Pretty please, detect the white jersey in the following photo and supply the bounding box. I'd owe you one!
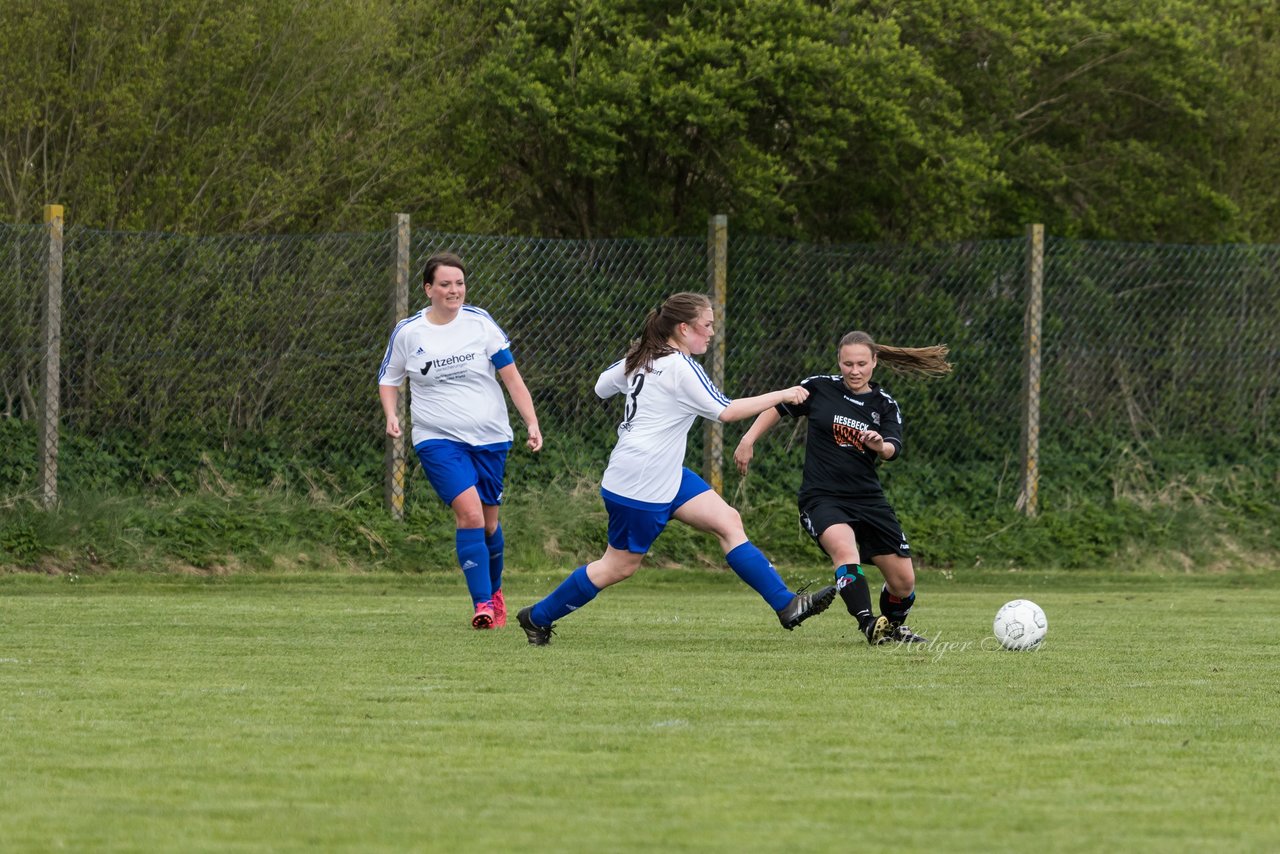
[378,306,514,447]
[595,351,731,504]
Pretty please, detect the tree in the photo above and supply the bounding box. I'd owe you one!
[0,0,485,232]
[1213,0,1280,242]
[460,0,999,240]
[457,0,1257,242]
[880,0,1243,241]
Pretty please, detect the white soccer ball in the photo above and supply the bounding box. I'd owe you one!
[992,599,1048,651]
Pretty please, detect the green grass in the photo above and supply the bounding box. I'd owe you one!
[2,568,1279,852]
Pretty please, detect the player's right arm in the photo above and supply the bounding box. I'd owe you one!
[379,384,402,438]
[733,407,782,475]
[377,320,411,439]
[733,377,816,474]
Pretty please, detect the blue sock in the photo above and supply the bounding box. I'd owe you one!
[455,528,491,606]
[725,542,793,611]
[486,525,505,593]
[531,565,599,625]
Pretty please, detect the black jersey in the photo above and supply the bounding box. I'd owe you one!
[776,376,903,505]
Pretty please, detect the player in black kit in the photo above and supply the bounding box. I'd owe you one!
[734,331,951,645]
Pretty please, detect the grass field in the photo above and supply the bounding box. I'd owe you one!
[2,567,1278,852]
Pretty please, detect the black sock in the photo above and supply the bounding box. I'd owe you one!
[880,585,916,625]
[836,564,874,628]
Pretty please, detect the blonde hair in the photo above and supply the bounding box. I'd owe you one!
[624,292,712,374]
[839,330,952,377]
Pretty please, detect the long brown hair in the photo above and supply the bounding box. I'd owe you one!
[839,331,952,377]
[624,292,712,374]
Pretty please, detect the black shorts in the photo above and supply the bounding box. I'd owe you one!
[799,497,911,559]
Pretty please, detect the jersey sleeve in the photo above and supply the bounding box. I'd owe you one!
[594,359,628,399]
[675,355,731,420]
[776,377,817,418]
[377,319,410,386]
[879,395,904,457]
[477,310,513,364]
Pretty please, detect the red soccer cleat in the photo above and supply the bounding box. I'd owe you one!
[491,589,507,628]
[472,601,495,630]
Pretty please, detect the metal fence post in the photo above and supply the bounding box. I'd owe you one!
[385,214,411,520]
[37,204,64,509]
[704,214,728,493]
[1016,223,1044,517]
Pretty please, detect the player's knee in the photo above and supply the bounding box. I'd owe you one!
[601,557,642,585]
[887,567,916,596]
[593,550,643,585]
[716,505,745,540]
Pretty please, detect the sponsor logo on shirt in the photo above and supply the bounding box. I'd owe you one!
[832,413,870,448]
[422,351,478,380]
[434,352,477,369]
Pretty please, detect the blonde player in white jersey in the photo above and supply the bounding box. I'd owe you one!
[516,292,836,646]
[379,252,542,630]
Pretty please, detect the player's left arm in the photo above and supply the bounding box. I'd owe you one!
[861,399,903,461]
[496,361,543,452]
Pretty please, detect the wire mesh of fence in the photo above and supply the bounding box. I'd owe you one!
[1,225,46,423]
[406,231,709,448]
[1043,239,1280,448]
[5,225,394,499]
[726,236,1028,467]
[2,219,1277,513]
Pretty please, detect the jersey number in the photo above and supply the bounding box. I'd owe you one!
[623,373,646,424]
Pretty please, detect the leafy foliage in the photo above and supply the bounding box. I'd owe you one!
[0,0,484,232]
[3,0,1279,241]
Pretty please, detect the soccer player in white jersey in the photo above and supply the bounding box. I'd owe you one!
[516,292,836,646]
[378,252,542,630]
[734,331,951,646]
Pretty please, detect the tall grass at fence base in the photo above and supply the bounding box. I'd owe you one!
[2,440,1277,575]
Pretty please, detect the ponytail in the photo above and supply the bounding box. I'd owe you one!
[839,331,952,377]
[624,292,712,374]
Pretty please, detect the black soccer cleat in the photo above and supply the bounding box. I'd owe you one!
[517,606,555,646]
[776,584,837,630]
[877,621,928,645]
[861,614,890,645]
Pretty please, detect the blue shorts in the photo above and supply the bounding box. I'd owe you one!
[414,439,510,506]
[602,468,712,554]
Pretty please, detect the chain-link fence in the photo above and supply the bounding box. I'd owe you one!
[1,224,46,421]
[2,218,1277,515]
[1044,240,1279,446]
[407,231,709,443]
[3,224,394,500]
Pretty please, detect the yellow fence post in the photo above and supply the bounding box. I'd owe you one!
[704,214,728,494]
[38,204,65,510]
[1017,223,1044,516]
[385,214,411,520]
